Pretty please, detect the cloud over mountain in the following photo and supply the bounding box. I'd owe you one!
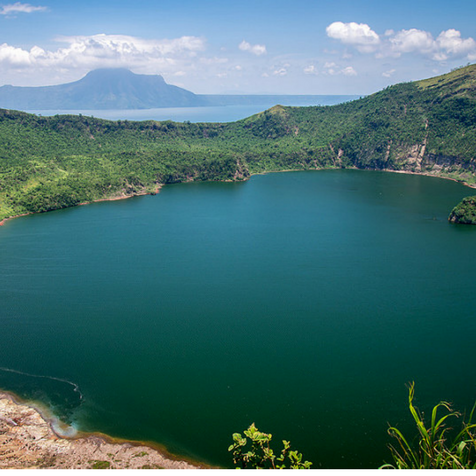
[0,34,206,78]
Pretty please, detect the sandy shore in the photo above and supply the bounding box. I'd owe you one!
[0,392,205,469]
[252,166,476,189]
[384,168,476,189]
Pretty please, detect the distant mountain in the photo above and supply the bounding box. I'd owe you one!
[0,69,208,110]
[0,68,358,111]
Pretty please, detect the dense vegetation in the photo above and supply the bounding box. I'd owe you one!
[448,195,476,224]
[1,64,476,222]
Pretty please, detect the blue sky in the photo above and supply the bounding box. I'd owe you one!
[1,0,475,94]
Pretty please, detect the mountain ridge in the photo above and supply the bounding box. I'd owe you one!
[0,64,476,222]
[0,69,207,109]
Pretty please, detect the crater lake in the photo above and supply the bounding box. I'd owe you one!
[1,169,476,468]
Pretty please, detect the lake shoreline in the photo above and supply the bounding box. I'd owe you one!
[1,168,475,228]
[382,168,476,189]
[0,185,162,227]
[0,390,208,469]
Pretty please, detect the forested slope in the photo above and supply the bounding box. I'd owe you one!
[1,64,476,222]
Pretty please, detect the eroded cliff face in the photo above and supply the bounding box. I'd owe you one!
[337,133,476,187]
[0,393,201,469]
[391,145,476,183]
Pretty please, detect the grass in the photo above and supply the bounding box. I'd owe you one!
[381,382,476,469]
[89,460,111,469]
[417,63,475,92]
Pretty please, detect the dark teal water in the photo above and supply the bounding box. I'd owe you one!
[1,170,476,468]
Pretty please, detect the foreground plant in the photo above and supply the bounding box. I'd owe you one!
[381,382,476,469]
[229,423,312,469]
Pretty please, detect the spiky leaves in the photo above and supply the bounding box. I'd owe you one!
[382,382,476,469]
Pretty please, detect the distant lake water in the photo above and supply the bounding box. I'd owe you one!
[1,169,476,468]
[25,95,360,123]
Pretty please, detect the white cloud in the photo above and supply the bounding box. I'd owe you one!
[389,28,476,60]
[0,2,46,15]
[436,29,476,56]
[0,43,32,64]
[342,66,357,76]
[60,34,206,58]
[389,28,435,55]
[273,67,287,76]
[0,34,206,70]
[326,22,380,53]
[382,68,396,78]
[304,65,318,75]
[327,22,476,63]
[238,40,267,56]
[322,61,356,76]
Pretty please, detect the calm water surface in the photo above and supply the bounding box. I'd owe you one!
[25,96,359,123]
[1,170,476,468]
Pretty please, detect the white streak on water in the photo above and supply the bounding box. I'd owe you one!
[0,367,83,437]
[0,366,83,401]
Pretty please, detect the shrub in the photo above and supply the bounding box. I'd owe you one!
[229,423,312,469]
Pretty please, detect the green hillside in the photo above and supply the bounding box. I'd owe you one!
[1,64,476,223]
